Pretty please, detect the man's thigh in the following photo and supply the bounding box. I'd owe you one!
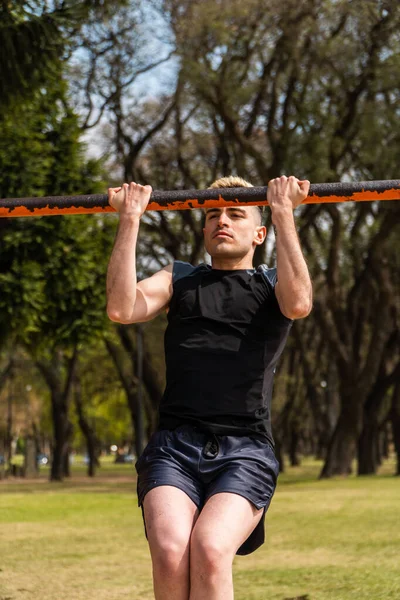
[143,485,200,558]
[197,433,279,555]
[135,428,204,512]
[190,492,264,557]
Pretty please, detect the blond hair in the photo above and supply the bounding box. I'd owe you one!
[207,176,263,222]
[208,176,253,189]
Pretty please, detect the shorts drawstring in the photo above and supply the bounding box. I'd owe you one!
[202,433,220,459]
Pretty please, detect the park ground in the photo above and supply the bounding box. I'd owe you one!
[0,455,399,600]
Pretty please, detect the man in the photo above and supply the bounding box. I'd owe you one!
[106,175,312,600]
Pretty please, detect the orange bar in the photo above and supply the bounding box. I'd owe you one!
[0,180,399,217]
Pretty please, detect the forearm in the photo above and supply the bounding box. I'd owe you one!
[106,215,140,321]
[273,209,312,318]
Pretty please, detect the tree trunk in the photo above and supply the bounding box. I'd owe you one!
[32,422,41,457]
[74,371,100,477]
[134,324,145,458]
[274,437,285,473]
[105,337,143,456]
[142,342,163,437]
[24,436,38,478]
[127,391,144,459]
[320,390,363,478]
[116,324,162,437]
[292,324,339,462]
[380,422,390,460]
[50,393,71,481]
[357,419,380,475]
[110,324,165,455]
[5,373,13,472]
[37,347,78,482]
[0,360,13,476]
[62,421,73,478]
[390,383,400,476]
[288,427,301,467]
[358,358,400,475]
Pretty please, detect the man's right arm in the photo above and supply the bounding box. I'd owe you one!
[106,182,173,324]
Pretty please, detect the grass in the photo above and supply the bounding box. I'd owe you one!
[0,455,399,600]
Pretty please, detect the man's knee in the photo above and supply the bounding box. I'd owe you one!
[190,531,234,574]
[151,533,191,576]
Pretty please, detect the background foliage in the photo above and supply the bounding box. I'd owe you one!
[0,0,399,481]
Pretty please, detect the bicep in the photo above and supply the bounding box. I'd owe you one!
[131,264,173,323]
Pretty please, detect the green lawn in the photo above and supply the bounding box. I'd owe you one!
[0,456,399,600]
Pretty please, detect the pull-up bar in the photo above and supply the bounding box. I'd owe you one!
[0,180,399,218]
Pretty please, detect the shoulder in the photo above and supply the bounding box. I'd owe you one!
[173,261,209,284]
[256,264,278,289]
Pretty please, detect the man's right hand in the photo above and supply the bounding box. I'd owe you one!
[108,182,152,218]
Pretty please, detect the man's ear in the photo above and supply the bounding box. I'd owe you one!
[254,225,267,246]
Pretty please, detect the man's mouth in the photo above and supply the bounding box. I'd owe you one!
[213,231,232,239]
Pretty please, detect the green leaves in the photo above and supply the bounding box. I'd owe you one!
[0,0,129,110]
[0,70,112,353]
[0,7,62,110]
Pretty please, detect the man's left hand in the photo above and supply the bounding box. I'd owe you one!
[267,176,310,213]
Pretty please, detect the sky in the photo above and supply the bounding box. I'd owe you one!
[78,2,179,160]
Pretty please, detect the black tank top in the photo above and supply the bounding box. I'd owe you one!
[157,261,293,447]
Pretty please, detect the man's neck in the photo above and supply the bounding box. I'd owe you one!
[211,256,254,270]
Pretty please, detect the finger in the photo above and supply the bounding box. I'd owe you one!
[128,182,151,194]
[136,183,151,193]
[279,176,288,192]
[108,187,118,202]
[269,178,277,195]
[267,179,275,201]
[298,180,311,195]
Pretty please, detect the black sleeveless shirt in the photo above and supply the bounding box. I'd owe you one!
[157,261,293,447]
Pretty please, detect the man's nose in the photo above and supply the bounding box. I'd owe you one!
[217,211,229,227]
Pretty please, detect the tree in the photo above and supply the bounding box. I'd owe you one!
[0,0,127,109]
[143,0,400,475]
[0,77,115,479]
[105,321,165,456]
[3,0,399,478]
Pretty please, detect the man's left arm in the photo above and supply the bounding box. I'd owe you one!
[268,175,313,320]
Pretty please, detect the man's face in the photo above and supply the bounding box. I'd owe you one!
[203,206,266,259]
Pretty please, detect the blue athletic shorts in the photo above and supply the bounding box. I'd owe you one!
[135,424,280,555]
